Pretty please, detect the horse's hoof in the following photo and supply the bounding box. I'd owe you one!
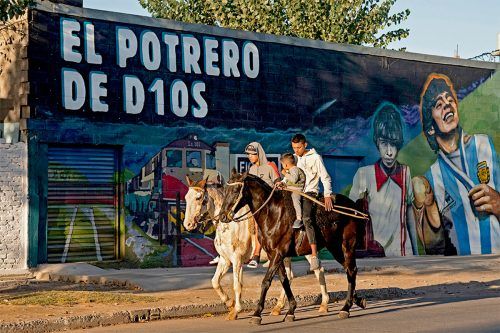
[284,314,295,322]
[226,310,238,321]
[318,304,328,313]
[338,311,350,319]
[271,307,282,316]
[249,316,262,325]
[358,298,367,309]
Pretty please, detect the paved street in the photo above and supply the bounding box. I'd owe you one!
[67,292,500,333]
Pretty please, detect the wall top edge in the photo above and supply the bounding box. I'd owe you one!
[33,1,499,71]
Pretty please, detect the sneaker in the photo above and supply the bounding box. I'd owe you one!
[262,260,270,268]
[309,256,321,271]
[292,219,303,229]
[247,256,260,269]
[209,256,220,265]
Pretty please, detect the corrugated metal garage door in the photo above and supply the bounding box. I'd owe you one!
[47,147,118,263]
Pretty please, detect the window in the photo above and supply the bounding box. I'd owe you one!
[206,152,216,170]
[166,150,182,167]
[186,150,202,168]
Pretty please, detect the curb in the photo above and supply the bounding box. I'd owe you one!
[34,271,142,290]
[0,287,411,333]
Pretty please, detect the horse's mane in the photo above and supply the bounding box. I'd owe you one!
[244,174,271,189]
[242,174,293,207]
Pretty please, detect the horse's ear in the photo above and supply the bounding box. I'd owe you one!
[231,167,238,177]
[199,175,209,188]
[185,175,193,186]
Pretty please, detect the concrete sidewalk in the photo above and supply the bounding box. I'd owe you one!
[1,255,499,333]
[33,255,500,292]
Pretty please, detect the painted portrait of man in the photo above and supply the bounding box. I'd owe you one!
[414,73,500,255]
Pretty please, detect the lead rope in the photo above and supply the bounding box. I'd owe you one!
[226,183,369,222]
[282,188,369,220]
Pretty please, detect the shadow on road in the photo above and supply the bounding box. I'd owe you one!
[244,279,500,330]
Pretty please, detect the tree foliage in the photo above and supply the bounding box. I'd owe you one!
[0,0,34,74]
[0,0,35,22]
[139,0,410,48]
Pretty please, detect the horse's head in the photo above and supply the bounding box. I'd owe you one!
[219,168,249,223]
[183,175,209,231]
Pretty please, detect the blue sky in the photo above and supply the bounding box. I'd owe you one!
[83,0,499,59]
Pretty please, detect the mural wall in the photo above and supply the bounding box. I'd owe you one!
[26,5,499,267]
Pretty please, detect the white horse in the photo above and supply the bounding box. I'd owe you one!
[183,175,329,320]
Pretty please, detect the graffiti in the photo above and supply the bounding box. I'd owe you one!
[46,147,118,263]
[349,103,417,257]
[125,134,227,266]
[415,73,500,255]
[61,207,103,263]
[26,8,500,267]
[59,18,260,117]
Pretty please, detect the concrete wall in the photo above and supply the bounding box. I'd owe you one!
[0,141,28,270]
[0,13,29,143]
[24,4,500,266]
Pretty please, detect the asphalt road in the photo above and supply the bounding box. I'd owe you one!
[67,293,500,333]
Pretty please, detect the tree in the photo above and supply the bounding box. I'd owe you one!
[138,0,410,48]
[0,0,35,22]
[0,0,34,74]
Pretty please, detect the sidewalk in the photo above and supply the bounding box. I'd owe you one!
[1,255,499,333]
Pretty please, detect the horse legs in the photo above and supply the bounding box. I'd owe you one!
[338,237,363,319]
[277,259,297,322]
[227,256,243,320]
[272,257,293,316]
[250,255,282,325]
[305,254,329,313]
[211,256,233,310]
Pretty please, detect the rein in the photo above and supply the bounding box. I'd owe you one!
[225,180,369,221]
[283,188,369,220]
[225,181,277,222]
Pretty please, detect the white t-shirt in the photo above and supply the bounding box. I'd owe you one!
[349,163,414,257]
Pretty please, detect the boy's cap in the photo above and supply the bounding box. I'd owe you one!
[244,144,258,155]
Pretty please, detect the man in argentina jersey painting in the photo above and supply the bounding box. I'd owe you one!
[414,73,500,255]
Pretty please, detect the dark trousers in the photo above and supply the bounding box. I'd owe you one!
[303,191,316,245]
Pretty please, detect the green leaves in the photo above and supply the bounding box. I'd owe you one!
[0,0,35,22]
[139,0,409,48]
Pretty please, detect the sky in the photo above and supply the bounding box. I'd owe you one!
[83,0,500,60]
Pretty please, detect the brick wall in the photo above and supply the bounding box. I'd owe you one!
[0,141,27,270]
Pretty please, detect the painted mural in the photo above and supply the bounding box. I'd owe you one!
[26,6,500,267]
[414,73,499,255]
[349,103,417,257]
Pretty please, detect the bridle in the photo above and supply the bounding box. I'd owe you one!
[188,184,221,226]
[225,181,246,220]
[223,179,277,223]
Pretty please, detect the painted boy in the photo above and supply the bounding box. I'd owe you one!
[349,103,417,256]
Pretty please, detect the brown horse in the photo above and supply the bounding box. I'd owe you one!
[219,170,367,324]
